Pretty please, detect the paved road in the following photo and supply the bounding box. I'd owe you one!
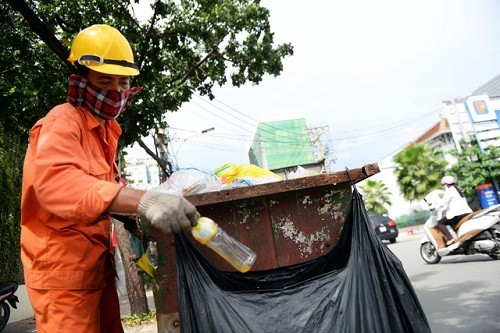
[388,228,500,333]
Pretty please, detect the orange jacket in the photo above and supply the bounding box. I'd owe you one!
[21,103,123,289]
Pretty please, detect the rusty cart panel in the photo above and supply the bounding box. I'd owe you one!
[153,163,379,332]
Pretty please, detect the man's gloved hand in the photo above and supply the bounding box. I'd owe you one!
[138,191,199,235]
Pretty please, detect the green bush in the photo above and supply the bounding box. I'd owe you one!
[396,210,431,228]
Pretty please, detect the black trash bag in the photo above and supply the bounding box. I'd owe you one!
[175,187,430,333]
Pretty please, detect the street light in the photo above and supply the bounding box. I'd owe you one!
[201,127,215,133]
[175,127,215,159]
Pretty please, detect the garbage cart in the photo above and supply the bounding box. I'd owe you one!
[153,163,380,332]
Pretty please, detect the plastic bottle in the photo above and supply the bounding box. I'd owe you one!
[191,217,257,273]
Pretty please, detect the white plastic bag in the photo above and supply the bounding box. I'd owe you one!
[153,170,223,196]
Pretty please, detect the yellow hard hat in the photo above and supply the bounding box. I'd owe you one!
[68,24,140,76]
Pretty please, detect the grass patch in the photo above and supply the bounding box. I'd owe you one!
[121,310,156,327]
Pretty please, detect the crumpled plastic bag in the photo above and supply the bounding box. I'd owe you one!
[213,162,282,187]
[175,187,430,333]
[287,165,316,179]
[152,170,223,196]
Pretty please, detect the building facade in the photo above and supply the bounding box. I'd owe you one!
[248,118,331,179]
[123,155,161,190]
[362,74,500,218]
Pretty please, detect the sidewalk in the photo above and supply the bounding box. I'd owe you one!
[120,290,157,333]
[4,317,157,333]
[124,322,157,333]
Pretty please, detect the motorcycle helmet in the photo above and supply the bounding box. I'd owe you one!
[67,24,140,76]
[441,175,456,186]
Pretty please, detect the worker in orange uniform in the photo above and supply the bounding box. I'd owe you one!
[20,24,199,333]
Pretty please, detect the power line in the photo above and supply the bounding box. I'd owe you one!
[168,94,443,169]
[188,94,442,144]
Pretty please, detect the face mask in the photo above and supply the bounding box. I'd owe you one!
[67,74,142,119]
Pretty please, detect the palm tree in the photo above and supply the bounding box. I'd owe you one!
[359,179,392,214]
[393,143,447,201]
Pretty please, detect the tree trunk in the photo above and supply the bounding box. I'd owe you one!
[114,219,149,314]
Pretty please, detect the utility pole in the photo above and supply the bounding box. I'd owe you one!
[453,98,468,151]
[308,125,335,172]
[258,142,269,169]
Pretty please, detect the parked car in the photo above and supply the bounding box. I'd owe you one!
[369,214,399,243]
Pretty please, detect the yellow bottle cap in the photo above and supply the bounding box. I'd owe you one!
[191,217,218,244]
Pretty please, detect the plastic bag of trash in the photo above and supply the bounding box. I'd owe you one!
[175,187,430,333]
[152,170,222,196]
[213,162,282,187]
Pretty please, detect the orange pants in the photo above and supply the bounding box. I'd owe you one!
[27,269,123,333]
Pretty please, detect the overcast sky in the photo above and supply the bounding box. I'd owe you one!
[130,0,500,174]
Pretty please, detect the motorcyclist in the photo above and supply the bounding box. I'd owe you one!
[435,176,472,246]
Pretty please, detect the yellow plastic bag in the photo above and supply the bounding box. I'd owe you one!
[213,163,282,186]
[138,253,156,278]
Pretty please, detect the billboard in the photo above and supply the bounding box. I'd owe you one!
[465,95,497,123]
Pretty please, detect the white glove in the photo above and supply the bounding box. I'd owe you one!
[138,191,199,235]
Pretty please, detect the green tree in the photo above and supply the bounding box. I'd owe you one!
[358,179,392,214]
[4,0,294,173]
[1,0,293,315]
[449,136,500,197]
[0,125,25,283]
[393,143,447,201]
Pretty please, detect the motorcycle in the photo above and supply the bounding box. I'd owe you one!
[0,281,19,332]
[419,189,500,264]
